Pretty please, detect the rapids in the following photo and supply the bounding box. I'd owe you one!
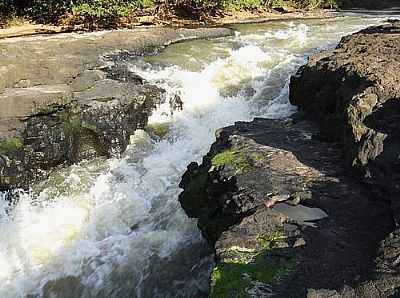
[0,12,398,298]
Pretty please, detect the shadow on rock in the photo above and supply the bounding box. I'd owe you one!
[179,117,397,297]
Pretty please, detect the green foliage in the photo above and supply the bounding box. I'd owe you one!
[0,0,154,23]
[271,0,285,7]
[219,0,266,10]
[25,1,72,22]
[0,0,12,13]
[296,0,340,9]
[72,0,134,18]
[0,0,350,25]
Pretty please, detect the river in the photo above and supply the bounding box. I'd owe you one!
[0,12,398,298]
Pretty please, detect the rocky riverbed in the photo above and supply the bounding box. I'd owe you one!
[179,21,400,297]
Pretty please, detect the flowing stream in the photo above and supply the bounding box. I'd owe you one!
[0,12,398,298]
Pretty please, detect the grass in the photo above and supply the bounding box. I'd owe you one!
[210,230,292,298]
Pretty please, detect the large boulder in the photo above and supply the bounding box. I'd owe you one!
[0,62,165,191]
[289,21,400,221]
[179,118,397,297]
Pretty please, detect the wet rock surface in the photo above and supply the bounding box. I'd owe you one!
[179,23,400,297]
[0,27,234,190]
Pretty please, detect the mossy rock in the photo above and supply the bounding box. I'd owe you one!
[212,150,251,175]
[210,230,292,298]
[0,137,23,154]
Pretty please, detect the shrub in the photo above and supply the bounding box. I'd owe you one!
[1,0,347,25]
[72,0,135,18]
[220,0,266,10]
[24,0,71,22]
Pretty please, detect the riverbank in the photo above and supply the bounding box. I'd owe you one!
[0,9,334,40]
[179,21,400,297]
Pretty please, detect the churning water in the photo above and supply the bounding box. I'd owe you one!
[0,13,396,298]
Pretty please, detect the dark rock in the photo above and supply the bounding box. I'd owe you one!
[289,21,400,222]
[179,117,396,296]
[0,61,165,191]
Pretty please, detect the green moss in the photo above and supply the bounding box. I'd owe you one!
[61,113,80,131]
[211,256,292,298]
[212,150,250,175]
[210,230,292,298]
[250,152,265,165]
[210,263,252,298]
[257,229,286,249]
[61,113,98,134]
[0,137,23,154]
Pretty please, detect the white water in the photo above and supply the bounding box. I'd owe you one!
[0,14,395,298]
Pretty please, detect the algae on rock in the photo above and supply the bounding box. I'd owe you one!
[210,230,292,298]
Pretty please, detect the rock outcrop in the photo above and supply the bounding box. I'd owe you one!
[180,118,398,297]
[289,21,400,222]
[0,27,234,190]
[179,22,400,297]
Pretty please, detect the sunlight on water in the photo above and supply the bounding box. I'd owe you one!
[0,14,396,297]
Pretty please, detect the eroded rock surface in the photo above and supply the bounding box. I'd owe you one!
[0,27,234,190]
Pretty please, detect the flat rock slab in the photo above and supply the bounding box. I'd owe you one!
[0,84,72,119]
[0,27,234,136]
[272,203,328,227]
